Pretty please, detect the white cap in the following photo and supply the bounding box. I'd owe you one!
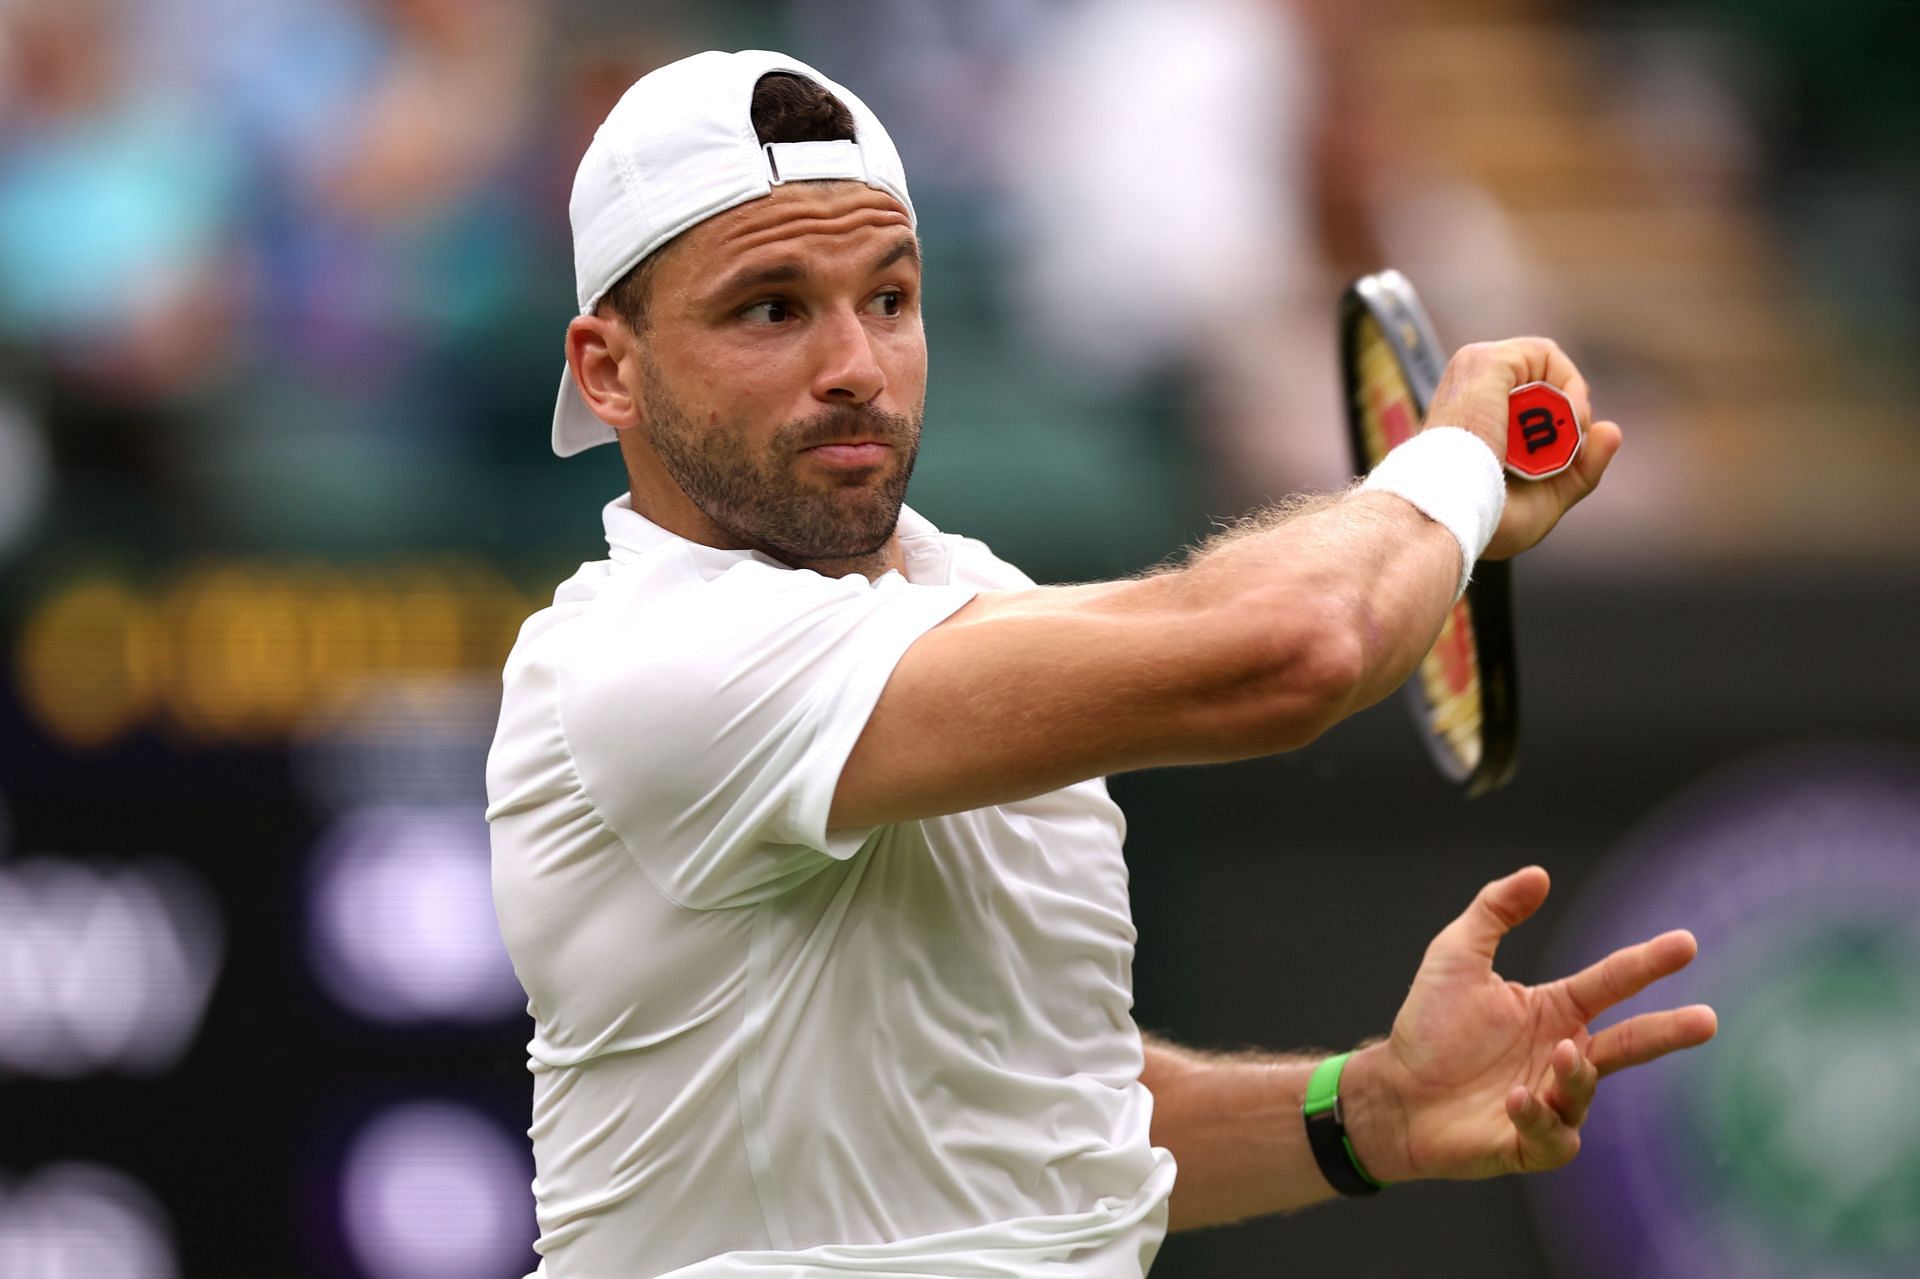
[552,49,917,458]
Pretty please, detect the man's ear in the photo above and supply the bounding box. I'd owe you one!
[565,315,644,430]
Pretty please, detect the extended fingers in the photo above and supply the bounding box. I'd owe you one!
[1589,1005,1719,1079]
[1439,866,1552,961]
[1509,1019,1708,1174]
[1506,1081,1581,1172]
[1543,1038,1599,1128]
[1562,929,1698,1021]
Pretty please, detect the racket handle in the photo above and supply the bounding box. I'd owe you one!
[1506,382,1583,480]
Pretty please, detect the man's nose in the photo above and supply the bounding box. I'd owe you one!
[809,308,886,405]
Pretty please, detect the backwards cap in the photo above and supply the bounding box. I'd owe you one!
[552,49,917,458]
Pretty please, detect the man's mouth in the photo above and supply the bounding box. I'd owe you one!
[801,441,891,468]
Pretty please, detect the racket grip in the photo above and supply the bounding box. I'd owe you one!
[1506,382,1583,480]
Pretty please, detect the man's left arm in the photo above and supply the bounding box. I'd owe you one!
[1140,1040,1338,1228]
[1140,866,1718,1231]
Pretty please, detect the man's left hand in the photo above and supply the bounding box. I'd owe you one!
[1343,866,1718,1182]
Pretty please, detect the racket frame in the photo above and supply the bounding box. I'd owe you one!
[1339,270,1519,796]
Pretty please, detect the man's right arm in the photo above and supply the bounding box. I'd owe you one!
[830,338,1620,829]
[831,486,1460,828]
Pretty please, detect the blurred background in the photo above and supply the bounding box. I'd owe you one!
[1,0,1915,1275]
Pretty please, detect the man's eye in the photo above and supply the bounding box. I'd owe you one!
[742,300,789,324]
[866,291,903,318]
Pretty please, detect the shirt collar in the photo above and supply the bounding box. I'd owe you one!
[601,494,952,584]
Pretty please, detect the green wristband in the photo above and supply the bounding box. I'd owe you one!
[1301,1051,1387,1196]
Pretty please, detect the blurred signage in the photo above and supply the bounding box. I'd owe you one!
[11,560,536,750]
[1530,745,1920,1279]
[307,806,524,1025]
[0,855,221,1079]
[0,1163,179,1279]
[335,1102,535,1279]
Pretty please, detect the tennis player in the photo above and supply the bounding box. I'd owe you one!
[486,50,1715,1278]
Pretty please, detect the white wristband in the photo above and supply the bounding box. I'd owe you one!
[1360,427,1506,598]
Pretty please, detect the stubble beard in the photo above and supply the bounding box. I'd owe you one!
[640,367,922,567]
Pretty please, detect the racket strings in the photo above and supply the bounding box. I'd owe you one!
[1351,315,1486,776]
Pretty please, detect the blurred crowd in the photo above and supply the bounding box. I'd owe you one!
[0,0,1364,579]
[0,0,1912,580]
[0,0,593,563]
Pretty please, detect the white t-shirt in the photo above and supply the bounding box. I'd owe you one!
[486,495,1174,1278]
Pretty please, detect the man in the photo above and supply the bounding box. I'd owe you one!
[486,50,1716,1278]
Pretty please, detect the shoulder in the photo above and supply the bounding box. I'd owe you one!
[506,542,968,740]
[511,539,854,644]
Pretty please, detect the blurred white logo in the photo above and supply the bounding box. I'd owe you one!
[0,1163,179,1279]
[307,805,524,1024]
[339,1101,534,1279]
[0,857,223,1078]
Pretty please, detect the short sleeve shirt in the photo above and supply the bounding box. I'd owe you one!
[486,496,1173,1278]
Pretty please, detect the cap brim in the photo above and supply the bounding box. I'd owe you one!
[551,362,619,458]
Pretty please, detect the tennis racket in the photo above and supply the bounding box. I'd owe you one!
[1340,270,1519,796]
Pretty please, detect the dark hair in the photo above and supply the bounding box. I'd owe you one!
[598,72,857,333]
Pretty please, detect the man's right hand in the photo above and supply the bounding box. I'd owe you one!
[1422,336,1623,560]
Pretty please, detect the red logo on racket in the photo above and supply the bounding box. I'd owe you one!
[1506,383,1582,480]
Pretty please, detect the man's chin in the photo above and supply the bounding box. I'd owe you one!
[786,524,897,563]
[776,506,902,564]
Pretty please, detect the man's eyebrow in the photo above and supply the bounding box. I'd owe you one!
[709,261,806,301]
[873,236,920,274]
[707,237,919,303]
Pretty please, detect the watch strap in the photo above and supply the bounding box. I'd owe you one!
[1301,1052,1386,1197]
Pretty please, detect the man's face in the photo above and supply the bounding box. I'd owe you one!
[622,181,926,566]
